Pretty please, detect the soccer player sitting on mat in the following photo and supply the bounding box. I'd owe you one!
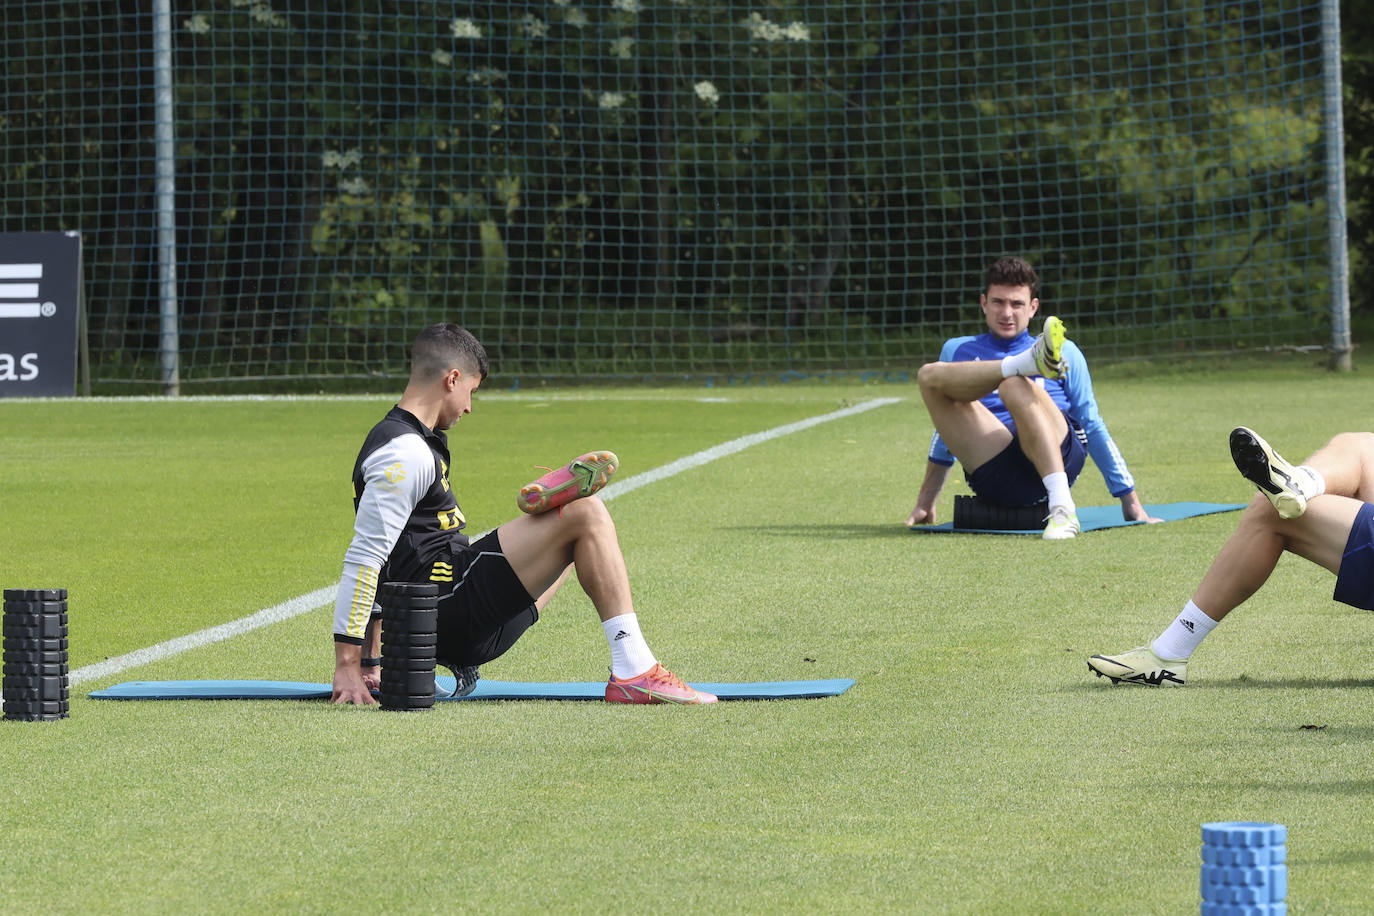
[904,256,1158,540]
[1089,426,1370,686]
[330,322,716,706]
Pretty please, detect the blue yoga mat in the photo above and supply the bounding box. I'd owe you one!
[88,676,856,702]
[907,501,1245,535]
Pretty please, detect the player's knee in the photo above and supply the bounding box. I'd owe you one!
[563,494,615,532]
[1242,492,1284,526]
[996,375,1036,405]
[916,361,944,390]
[1329,431,1374,455]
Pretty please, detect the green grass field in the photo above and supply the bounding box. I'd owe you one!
[3,362,1373,913]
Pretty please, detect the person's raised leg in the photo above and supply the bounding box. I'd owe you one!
[916,359,1015,470]
[496,499,716,704]
[1184,429,1374,622]
[1090,485,1366,687]
[1087,495,1284,687]
[997,377,1078,542]
[1293,431,1374,501]
[997,378,1070,480]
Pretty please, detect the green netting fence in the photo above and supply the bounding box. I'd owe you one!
[1,0,1352,392]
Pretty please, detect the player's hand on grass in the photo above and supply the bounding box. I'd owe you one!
[332,666,378,705]
[1121,492,1163,524]
[905,504,937,527]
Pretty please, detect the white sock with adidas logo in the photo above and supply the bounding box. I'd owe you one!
[1151,600,1218,660]
[602,612,657,679]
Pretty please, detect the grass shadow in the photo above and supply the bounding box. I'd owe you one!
[725,523,921,539]
[1203,677,1374,690]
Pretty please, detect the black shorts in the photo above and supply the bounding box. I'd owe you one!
[1334,502,1374,611]
[964,417,1088,507]
[431,530,539,668]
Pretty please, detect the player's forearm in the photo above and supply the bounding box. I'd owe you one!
[363,616,381,658]
[335,640,363,670]
[916,461,952,507]
[333,560,380,642]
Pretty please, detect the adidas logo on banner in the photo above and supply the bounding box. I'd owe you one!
[613,630,629,641]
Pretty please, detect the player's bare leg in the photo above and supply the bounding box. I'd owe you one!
[497,499,716,704]
[1189,492,1363,624]
[1088,429,1374,686]
[997,377,1070,480]
[1299,432,1374,501]
[916,360,1015,469]
[1191,431,1374,622]
[499,497,631,623]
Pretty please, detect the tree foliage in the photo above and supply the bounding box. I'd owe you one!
[0,0,1356,383]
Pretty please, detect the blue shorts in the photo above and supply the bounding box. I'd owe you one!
[1333,502,1374,611]
[965,417,1088,507]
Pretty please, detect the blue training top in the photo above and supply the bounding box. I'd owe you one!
[926,330,1137,497]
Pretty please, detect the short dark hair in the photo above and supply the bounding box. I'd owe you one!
[983,256,1039,299]
[411,323,489,381]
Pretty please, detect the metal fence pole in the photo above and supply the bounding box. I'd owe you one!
[154,0,181,395]
[1322,0,1352,371]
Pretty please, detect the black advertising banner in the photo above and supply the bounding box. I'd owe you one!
[0,232,82,398]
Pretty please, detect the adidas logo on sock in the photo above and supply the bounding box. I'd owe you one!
[613,630,629,641]
[1181,619,1195,632]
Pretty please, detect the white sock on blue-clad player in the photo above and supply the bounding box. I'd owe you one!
[1298,464,1327,500]
[1000,348,1038,379]
[602,612,658,678]
[1042,471,1074,512]
[1151,600,1219,660]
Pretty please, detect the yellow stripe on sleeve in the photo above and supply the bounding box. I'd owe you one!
[348,565,378,639]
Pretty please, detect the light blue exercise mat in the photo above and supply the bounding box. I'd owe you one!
[907,501,1246,535]
[89,676,856,702]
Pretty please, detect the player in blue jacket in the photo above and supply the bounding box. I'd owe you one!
[905,256,1157,539]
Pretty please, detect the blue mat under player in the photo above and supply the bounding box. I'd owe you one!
[89,677,856,702]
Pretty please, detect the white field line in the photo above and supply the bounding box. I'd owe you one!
[68,396,901,686]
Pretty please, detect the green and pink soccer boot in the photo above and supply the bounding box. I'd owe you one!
[517,450,619,515]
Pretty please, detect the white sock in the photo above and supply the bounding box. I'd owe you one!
[602,613,657,679]
[1042,472,1074,511]
[1001,348,1038,378]
[1151,600,1219,660]
[1298,465,1326,499]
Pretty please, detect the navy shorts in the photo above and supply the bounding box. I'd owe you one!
[965,417,1087,507]
[432,529,539,667]
[1333,502,1374,611]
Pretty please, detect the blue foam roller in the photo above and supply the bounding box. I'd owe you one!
[1231,865,1276,887]
[1269,865,1287,902]
[1201,866,1228,897]
[1201,904,1286,916]
[1202,822,1287,848]
[1218,846,1284,867]
[1202,866,1288,905]
[1201,874,1220,903]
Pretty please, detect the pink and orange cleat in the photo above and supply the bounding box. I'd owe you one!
[517,450,619,515]
[605,662,718,705]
